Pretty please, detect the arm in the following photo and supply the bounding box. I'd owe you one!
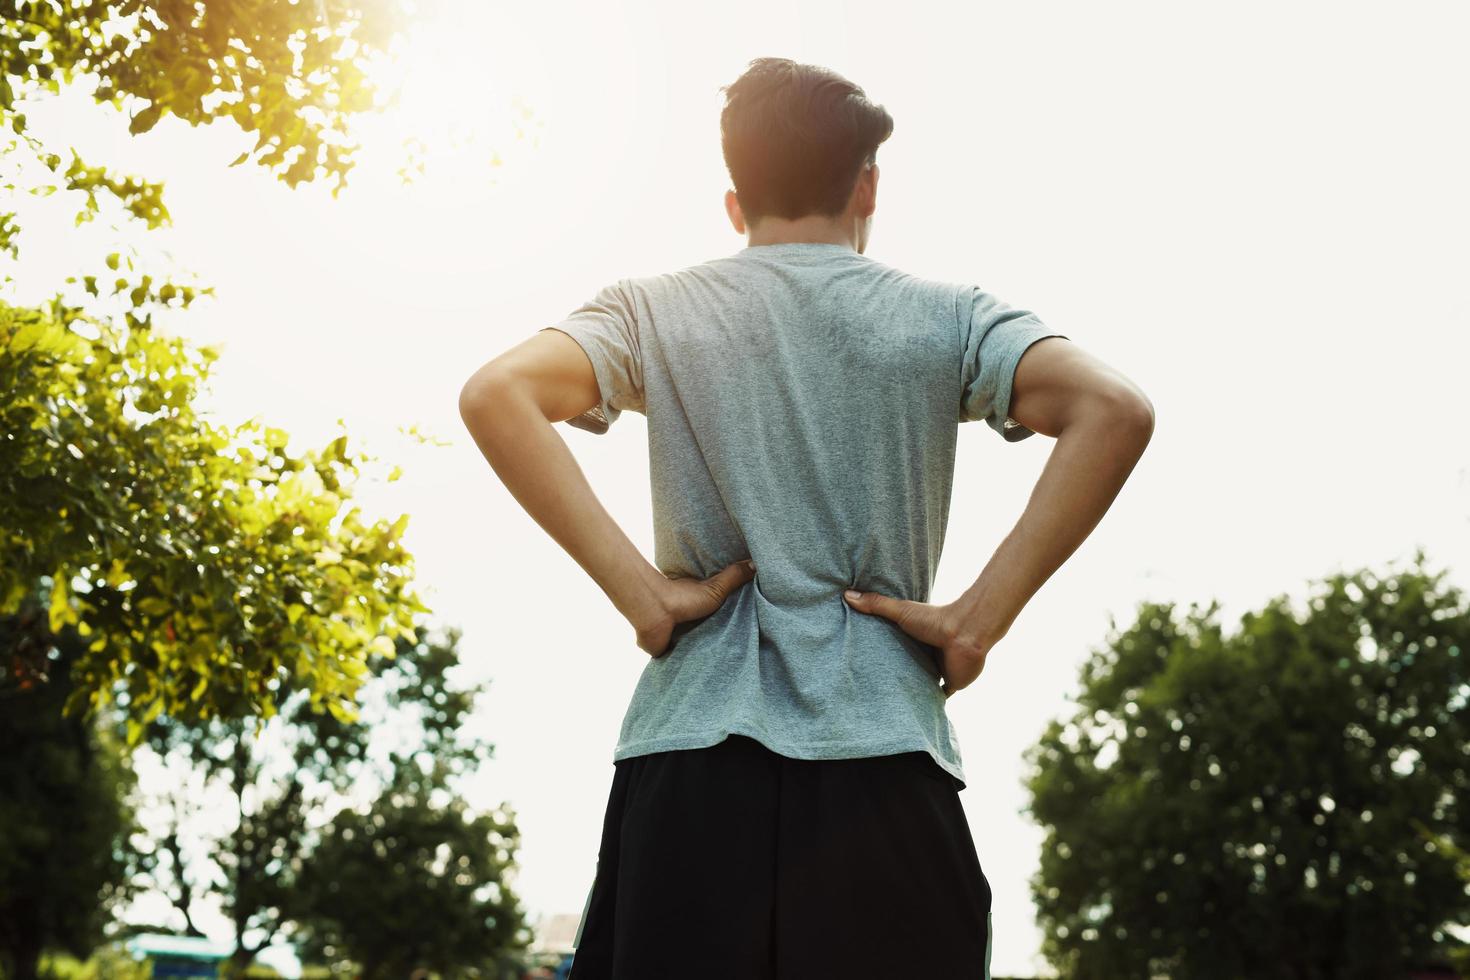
[457,329,754,657]
[844,336,1154,695]
[948,336,1155,648]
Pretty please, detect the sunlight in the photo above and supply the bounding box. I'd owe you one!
[354,1,551,191]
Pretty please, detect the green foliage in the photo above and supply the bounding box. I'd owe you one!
[0,294,428,734]
[0,0,410,231]
[0,617,139,980]
[1412,820,1470,978]
[131,627,522,974]
[1024,549,1470,979]
[35,942,152,980]
[292,765,531,979]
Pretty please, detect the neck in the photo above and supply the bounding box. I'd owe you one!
[745,215,860,251]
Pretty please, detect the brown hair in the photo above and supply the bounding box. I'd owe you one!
[719,57,894,224]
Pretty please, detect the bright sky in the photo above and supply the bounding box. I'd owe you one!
[11,0,1470,975]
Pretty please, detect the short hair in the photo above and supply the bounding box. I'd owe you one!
[719,57,894,224]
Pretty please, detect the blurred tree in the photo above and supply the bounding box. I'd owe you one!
[292,762,530,979]
[34,940,153,980]
[0,295,427,730]
[1024,548,1469,979]
[0,0,415,257]
[132,625,529,975]
[1413,820,1470,978]
[0,607,139,980]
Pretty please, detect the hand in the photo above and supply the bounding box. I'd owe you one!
[841,589,999,699]
[632,559,758,658]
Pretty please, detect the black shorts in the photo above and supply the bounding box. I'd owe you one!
[567,733,993,979]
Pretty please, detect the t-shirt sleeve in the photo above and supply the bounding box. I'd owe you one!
[539,279,646,435]
[959,285,1069,442]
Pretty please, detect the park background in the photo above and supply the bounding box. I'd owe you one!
[4,0,1469,977]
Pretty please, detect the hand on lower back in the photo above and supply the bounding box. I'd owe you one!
[633,559,758,658]
[841,589,995,698]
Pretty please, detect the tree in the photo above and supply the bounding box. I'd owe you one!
[0,295,427,731]
[1412,821,1470,978]
[132,626,529,975]
[0,0,414,258]
[1024,548,1470,979]
[0,0,444,734]
[0,606,139,980]
[292,763,531,979]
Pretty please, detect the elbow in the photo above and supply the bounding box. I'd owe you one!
[1115,391,1155,448]
[457,367,513,429]
[1073,385,1153,447]
[1124,391,1155,432]
[457,378,484,423]
[457,378,487,428]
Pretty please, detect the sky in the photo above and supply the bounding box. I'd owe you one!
[10,0,1470,975]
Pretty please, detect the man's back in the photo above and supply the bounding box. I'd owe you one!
[545,240,1069,788]
[462,57,1152,977]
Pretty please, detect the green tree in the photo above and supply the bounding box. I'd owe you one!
[0,0,414,258]
[1413,820,1470,978]
[0,295,427,731]
[1,0,436,730]
[131,626,528,975]
[1024,549,1469,979]
[0,605,139,980]
[292,763,532,979]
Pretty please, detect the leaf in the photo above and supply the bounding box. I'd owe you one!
[228,151,249,167]
[48,574,71,634]
[326,699,358,723]
[10,319,48,351]
[129,103,163,135]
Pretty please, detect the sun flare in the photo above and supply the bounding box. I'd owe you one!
[356,2,550,188]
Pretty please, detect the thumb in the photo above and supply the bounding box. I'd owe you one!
[705,559,757,600]
[843,587,909,624]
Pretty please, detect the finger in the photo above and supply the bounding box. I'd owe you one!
[842,588,913,626]
[702,559,758,604]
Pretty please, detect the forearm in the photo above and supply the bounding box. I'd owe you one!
[953,400,1154,647]
[458,378,666,626]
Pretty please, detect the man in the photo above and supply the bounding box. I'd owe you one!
[459,57,1153,980]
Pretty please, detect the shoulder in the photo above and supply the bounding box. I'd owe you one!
[612,257,726,299]
[862,256,968,297]
[852,258,976,331]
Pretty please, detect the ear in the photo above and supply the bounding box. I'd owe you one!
[725,189,747,234]
[859,163,879,218]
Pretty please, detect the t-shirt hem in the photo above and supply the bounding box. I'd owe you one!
[613,725,967,791]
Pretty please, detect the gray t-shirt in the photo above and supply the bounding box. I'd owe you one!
[542,241,1068,790]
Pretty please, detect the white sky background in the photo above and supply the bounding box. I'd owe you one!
[10,0,1470,975]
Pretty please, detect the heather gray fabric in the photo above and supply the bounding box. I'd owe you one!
[541,241,1069,789]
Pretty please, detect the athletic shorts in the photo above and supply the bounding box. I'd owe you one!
[566,733,993,979]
